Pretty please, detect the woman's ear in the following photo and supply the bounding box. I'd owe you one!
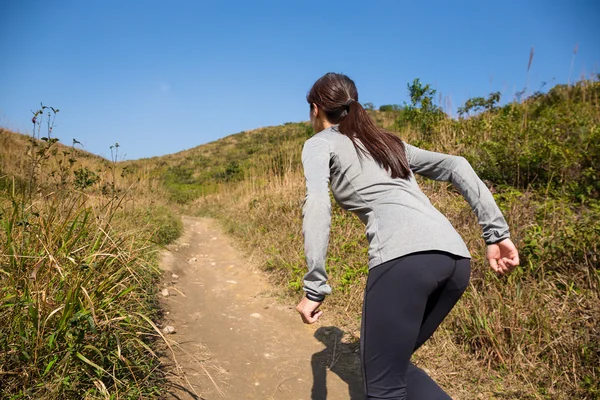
[311,103,319,119]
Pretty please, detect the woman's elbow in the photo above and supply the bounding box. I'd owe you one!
[453,156,475,173]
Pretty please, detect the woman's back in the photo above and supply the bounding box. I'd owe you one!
[302,126,471,270]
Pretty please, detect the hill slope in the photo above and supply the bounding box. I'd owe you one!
[145,79,599,399]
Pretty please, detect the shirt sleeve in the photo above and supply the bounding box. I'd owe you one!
[404,142,510,244]
[301,137,333,301]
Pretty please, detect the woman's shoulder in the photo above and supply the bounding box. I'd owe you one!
[310,126,354,147]
[303,128,348,162]
[312,126,339,140]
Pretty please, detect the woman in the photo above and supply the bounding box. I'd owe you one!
[295,73,519,399]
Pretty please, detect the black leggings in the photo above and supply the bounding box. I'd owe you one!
[360,251,471,400]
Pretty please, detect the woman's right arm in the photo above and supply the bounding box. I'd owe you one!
[404,142,519,273]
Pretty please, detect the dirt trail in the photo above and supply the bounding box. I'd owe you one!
[160,216,362,400]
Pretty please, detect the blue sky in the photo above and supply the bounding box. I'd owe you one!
[1,1,598,160]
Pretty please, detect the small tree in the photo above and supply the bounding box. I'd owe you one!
[379,104,402,112]
[363,102,375,111]
[396,79,445,140]
[458,92,501,118]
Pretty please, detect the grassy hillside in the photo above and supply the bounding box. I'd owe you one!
[2,77,597,398]
[119,109,400,205]
[0,125,182,398]
[148,78,598,399]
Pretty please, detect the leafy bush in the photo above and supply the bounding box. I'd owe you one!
[458,80,600,200]
[396,78,447,141]
[73,166,100,190]
[378,104,401,112]
[144,206,183,246]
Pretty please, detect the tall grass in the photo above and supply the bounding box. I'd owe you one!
[0,123,182,398]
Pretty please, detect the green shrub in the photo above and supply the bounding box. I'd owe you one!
[145,206,183,246]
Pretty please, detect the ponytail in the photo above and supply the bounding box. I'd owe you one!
[339,100,411,180]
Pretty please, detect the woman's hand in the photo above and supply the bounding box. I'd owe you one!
[486,238,520,275]
[296,296,323,324]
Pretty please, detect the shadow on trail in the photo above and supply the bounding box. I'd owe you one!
[311,326,363,400]
[160,356,205,400]
[163,380,204,400]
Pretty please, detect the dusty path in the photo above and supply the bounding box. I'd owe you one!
[160,216,362,400]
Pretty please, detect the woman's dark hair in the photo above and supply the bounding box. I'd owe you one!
[307,72,410,180]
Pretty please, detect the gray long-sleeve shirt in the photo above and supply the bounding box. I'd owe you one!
[301,126,510,299]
